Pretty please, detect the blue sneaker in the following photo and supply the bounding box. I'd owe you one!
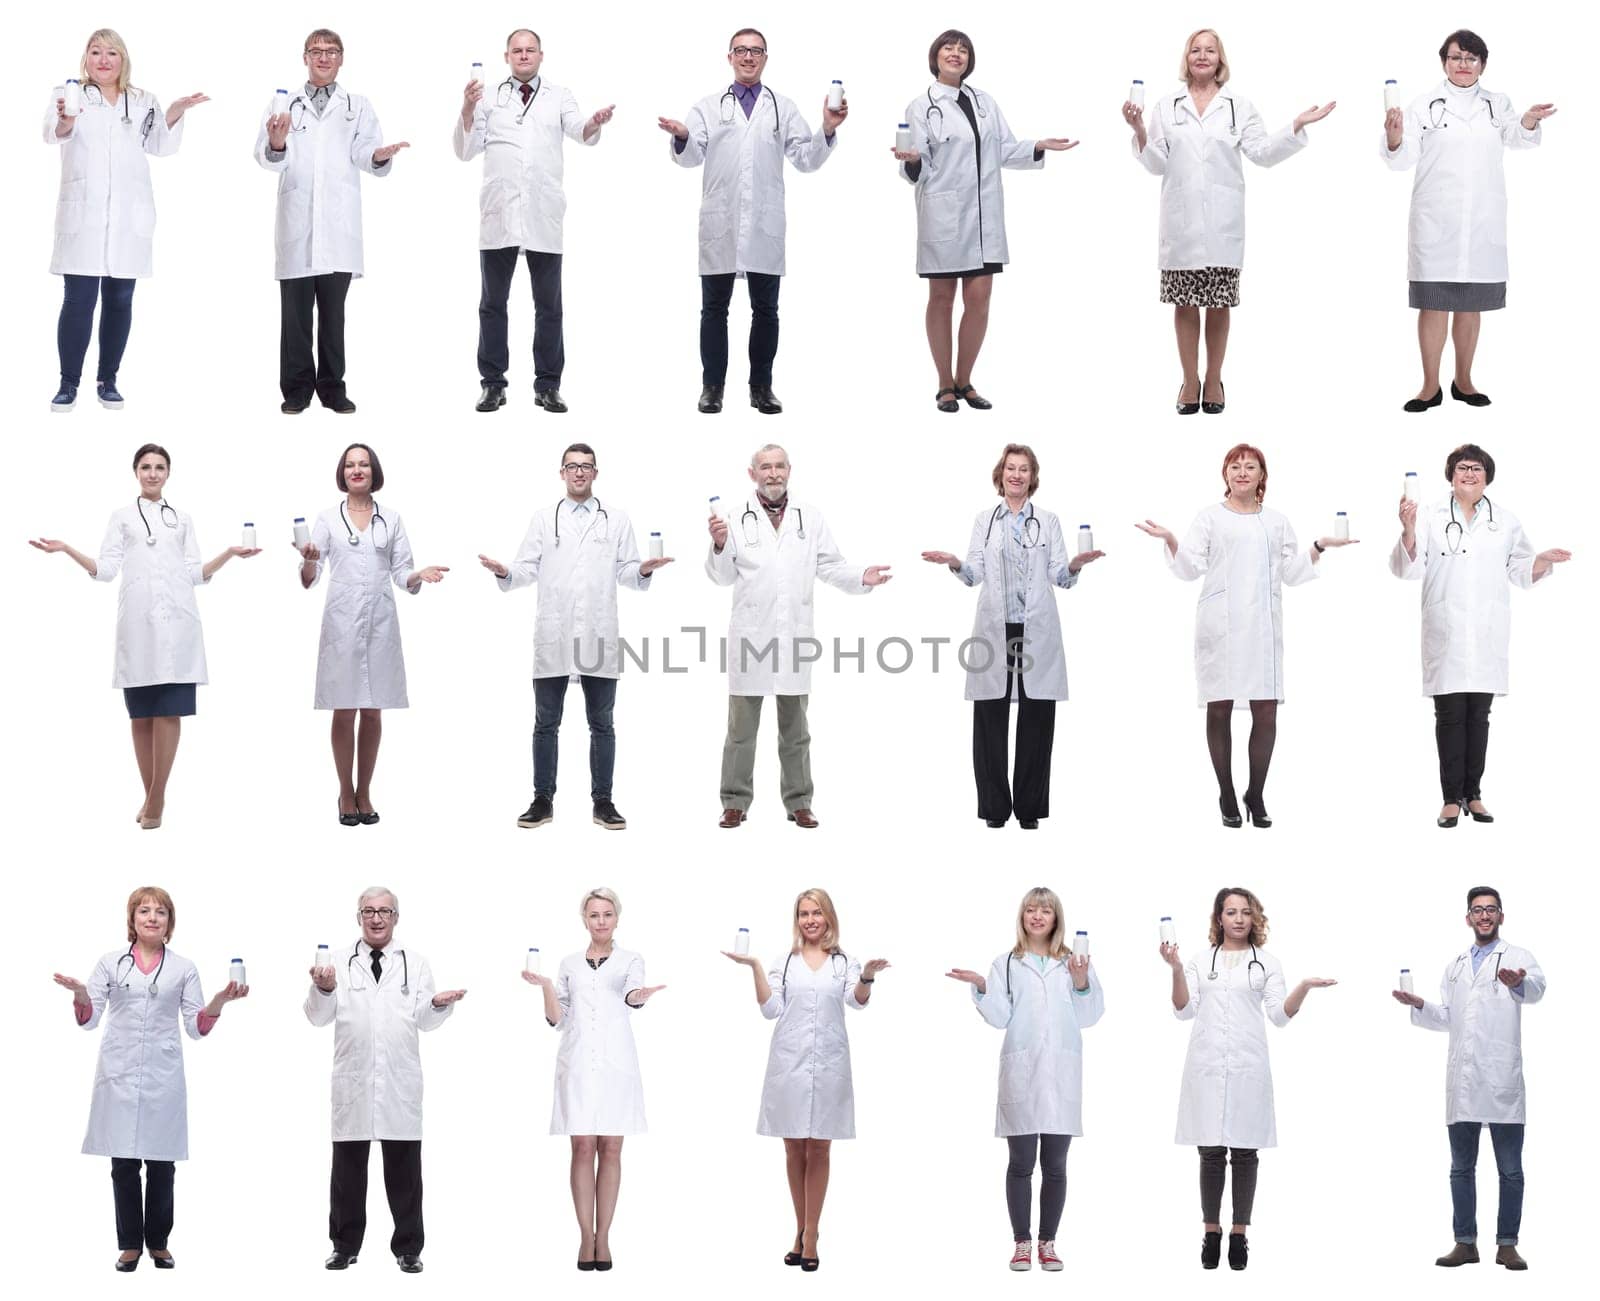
[51,385,78,413]
[96,381,125,410]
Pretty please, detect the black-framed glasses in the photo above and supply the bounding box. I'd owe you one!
[561,462,597,474]
[1452,463,1486,475]
[1467,905,1501,917]
[306,46,343,58]
[359,907,396,920]
[1445,54,1482,67]
[730,45,766,57]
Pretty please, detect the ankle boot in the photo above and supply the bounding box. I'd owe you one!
[1495,1245,1527,1270]
[1435,1242,1480,1267]
[1228,1232,1249,1270]
[1200,1231,1222,1269]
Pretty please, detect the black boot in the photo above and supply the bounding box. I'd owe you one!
[1201,1231,1222,1270]
[1228,1233,1249,1271]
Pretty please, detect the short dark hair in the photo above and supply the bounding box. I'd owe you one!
[505,28,541,50]
[928,29,975,80]
[335,443,385,492]
[729,27,767,51]
[1467,886,1503,910]
[1445,443,1495,484]
[1439,29,1488,66]
[132,443,170,470]
[561,443,597,465]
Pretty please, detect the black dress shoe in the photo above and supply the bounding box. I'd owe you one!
[1018,818,1040,830]
[534,388,568,413]
[150,1253,175,1269]
[476,385,506,412]
[115,1255,140,1272]
[955,383,992,410]
[750,384,783,414]
[935,387,960,412]
[1465,801,1495,823]
[985,818,1006,828]
[517,795,554,828]
[1450,380,1492,407]
[325,1251,358,1270]
[576,1259,597,1272]
[698,384,724,413]
[339,804,361,827]
[1403,389,1443,413]
[592,800,627,830]
[396,1254,423,1273]
[1201,380,1225,414]
[323,394,358,414]
[358,809,380,825]
[1219,795,1243,829]
[593,1259,613,1272]
[281,399,308,414]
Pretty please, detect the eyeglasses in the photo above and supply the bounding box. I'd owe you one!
[1445,54,1482,67]
[1452,464,1486,475]
[359,907,396,920]
[1467,905,1501,917]
[561,462,596,474]
[306,46,343,58]
[730,46,766,57]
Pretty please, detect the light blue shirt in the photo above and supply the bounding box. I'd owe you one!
[1469,941,1495,974]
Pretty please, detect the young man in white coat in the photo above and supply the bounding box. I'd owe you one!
[255,30,409,414]
[307,888,466,1274]
[454,28,614,415]
[478,444,672,830]
[658,28,847,415]
[707,444,890,827]
[1393,886,1545,1271]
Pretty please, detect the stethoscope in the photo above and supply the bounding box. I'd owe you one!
[780,949,847,999]
[1002,951,1070,999]
[554,497,609,546]
[1176,93,1236,136]
[984,502,1041,549]
[924,85,987,139]
[137,496,179,545]
[1443,494,1496,556]
[495,74,542,123]
[349,940,409,995]
[719,83,779,135]
[1427,91,1497,131]
[1449,948,1505,988]
[1208,943,1266,991]
[113,943,166,997]
[82,83,157,140]
[288,89,359,132]
[340,499,389,550]
[741,500,805,547]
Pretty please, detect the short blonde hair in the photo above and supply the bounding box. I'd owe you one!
[1011,886,1071,958]
[1179,28,1231,86]
[790,888,841,953]
[80,29,133,98]
[126,886,175,943]
[581,887,622,921]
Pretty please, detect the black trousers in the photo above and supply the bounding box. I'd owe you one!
[700,271,780,386]
[111,1157,174,1251]
[972,622,1056,823]
[478,247,564,392]
[280,272,352,404]
[1433,692,1493,801]
[1005,1134,1071,1241]
[1198,1146,1259,1226]
[329,1139,424,1257]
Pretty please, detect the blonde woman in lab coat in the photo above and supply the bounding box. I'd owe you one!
[524,887,664,1270]
[54,886,248,1271]
[1383,30,1555,411]
[1122,29,1333,414]
[45,29,207,412]
[29,443,260,829]
[298,443,449,826]
[947,886,1104,1272]
[724,889,889,1272]
[1160,887,1335,1271]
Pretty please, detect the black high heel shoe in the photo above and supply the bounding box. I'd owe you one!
[1437,801,1461,828]
[1176,382,1201,415]
[1201,380,1225,414]
[338,803,361,827]
[1465,800,1495,823]
[1242,793,1272,828]
[114,1255,140,1273]
[1219,795,1242,829]
[1403,389,1443,413]
[150,1253,175,1270]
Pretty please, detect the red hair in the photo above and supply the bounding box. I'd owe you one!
[1220,443,1268,502]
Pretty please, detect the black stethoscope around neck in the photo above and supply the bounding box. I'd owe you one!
[341,498,388,550]
[287,88,358,131]
[741,499,804,546]
[82,83,155,138]
[1178,92,1236,135]
[349,941,409,995]
[925,84,985,138]
[555,497,608,546]
[113,942,166,997]
[1443,494,1496,555]
[1209,943,1266,990]
[1428,90,1497,130]
[1450,947,1505,986]
[719,83,779,135]
[985,501,1041,549]
[495,74,541,122]
[137,496,178,545]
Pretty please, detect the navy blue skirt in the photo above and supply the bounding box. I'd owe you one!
[123,683,197,719]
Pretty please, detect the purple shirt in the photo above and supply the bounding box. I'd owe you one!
[733,80,763,118]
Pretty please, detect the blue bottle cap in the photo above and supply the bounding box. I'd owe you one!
[528,946,539,951]
[276,88,289,94]
[831,79,842,84]
[1385,79,1397,85]
[650,530,661,536]
[1132,79,1144,85]
[231,957,243,963]
[1405,471,1417,477]
[1160,915,1172,921]
[68,78,80,84]
[738,927,749,933]
[1079,523,1091,529]
[295,515,307,522]
[244,521,255,527]
[1336,511,1347,516]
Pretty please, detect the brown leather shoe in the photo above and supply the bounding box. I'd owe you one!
[787,808,819,828]
[719,808,747,829]
[1495,1246,1527,1270]
[1435,1243,1480,1267]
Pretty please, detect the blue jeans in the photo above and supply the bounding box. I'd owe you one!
[533,675,616,801]
[1448,1121,1524,1245]
[58,274,136,387]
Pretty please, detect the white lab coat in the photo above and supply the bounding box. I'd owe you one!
[972,952,1104,1137]
[499,499,650,679]
[46,86,183,278]
[92,500,210,689]
[79,947,208,1161]
[1165,503,1317,707]
[899,83,1042,275]
[670,85,834,276]
[549,949,647,1137]
[1411,940,1545,1124]
[1389,497,1537,696]
[304,940,453,1141]
[305,503,417,709]
[758,951,866,1139]
[1173,947,1290,1149]
[707,497,870,696]
[1134,88,1307,271]
[1383,81,1541,284]
[956,503,1078,702]
[254,86,390,279]
[452,77,596,253]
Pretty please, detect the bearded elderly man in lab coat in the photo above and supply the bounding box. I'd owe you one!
[659,27,847,416]
[707,444,891,829]
[307,888,466,1275]
[1393,886,1545,1272]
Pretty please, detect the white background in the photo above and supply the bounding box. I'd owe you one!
[2,0,1594,1295]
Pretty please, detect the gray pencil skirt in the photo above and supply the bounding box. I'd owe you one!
[1409,281,1507,312]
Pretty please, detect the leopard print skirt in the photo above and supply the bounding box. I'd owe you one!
[1160,267,1241,308]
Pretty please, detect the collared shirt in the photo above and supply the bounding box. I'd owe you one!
[733,80,763,118]
[1003,505,1032,623]
[306,80,336,115]
[513,73,541,106]
[1469,941,1496,974]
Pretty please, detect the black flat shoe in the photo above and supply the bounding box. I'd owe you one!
[750,384,783,415]
[1201,380,1225,414]
[1018,818,1039,829]
[475,385,506,412]
[323,395,358,414]
[1403,389,1443,413]
[593,1259,613,1272]
[150,1253,174,1269]
[115,1256,140,1273]
[935,386,960,413]
[534,388,568,413]
[576,1259,597,1272]
[698,384,724,413]
[358,809,380,825]
[281,399,308,414]
[396,1254,423,1273]
[985,818,1006,828]
[325,1251,358,1270]
[1242,793,1271,828]
[1219,796,1242,829]
[338,805,361,827]
[1451,380,1492,407]
[955,383,992,410]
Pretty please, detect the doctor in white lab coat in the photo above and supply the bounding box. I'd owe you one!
[1393,887,1545,1269]
[255,28,409,414]
[30,443,260,830]
[307,888,465,1273]
[45,30,207,411]
[706,445,890,827]
[480,443,672,832]
[299,443,449,827]
[1390,444,1569,827]
[523,888,665,1268]
[659,28,846,414]
[893,30,1077,413]
[1162,888,1334,1267]
[923,445,1104,828]
[55,886,247,1269]
[1138,445,1352,827]
[1122,29,1332,414]
[455,29,613,414]
[1382,29,1554,412]
[948,886,1103,1267]
[725,888,887,1269]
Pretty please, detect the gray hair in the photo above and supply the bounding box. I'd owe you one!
[358,885,399,913]
[749,443,789,470]
[580,886,621,920]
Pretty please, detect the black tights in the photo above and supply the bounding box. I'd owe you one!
[1205,701,1277,816]
[1198,1146,1258,1226]
[1006,1134,1071,1241]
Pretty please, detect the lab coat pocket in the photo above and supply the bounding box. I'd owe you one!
[276,188,312,245]
[538,184,567,225]
[331,1072,363,1125]
[1196,588,1228,653]
[756,204,786,242]
[920,189,961,243]
[698,205,732,245]
[480,176,520,244]
[998,1046,1037,1102]
[131,199,157,239]
[55,177,88,233]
